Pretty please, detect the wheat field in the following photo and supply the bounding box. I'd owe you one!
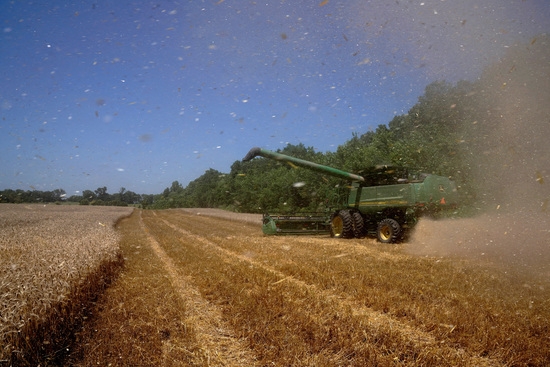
[0,204,133,366]
[2,206,549,366]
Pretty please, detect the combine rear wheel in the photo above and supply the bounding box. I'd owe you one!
[351,211,365,238]
[330,210,354,238]
[377,218,402,243]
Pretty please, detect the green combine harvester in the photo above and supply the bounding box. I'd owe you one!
[243,147,459,243]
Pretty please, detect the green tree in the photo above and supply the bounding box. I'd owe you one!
[82,190,96,201]
[94,187,109,201]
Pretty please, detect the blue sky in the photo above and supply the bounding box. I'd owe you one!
[1,1,549,195]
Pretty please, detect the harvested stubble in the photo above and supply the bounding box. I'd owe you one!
[146,209,550,366]
[60,209,550,366]
[0,204,133,366]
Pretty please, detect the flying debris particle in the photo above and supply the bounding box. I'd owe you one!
[536,171,544,184]
[319,0,328,6]
[139,134,152,142]
[531,37,537,45]
[96,99,105,106]
[286,162,298,169]
[117,168,125,172]
[281,33,287,40]
[292,182,306,188]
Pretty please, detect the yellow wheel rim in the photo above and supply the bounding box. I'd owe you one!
[379,224,391,241]
[332,216,343,236]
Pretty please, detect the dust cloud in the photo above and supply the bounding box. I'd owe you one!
[406,35,550,278]
[406,215,550,276]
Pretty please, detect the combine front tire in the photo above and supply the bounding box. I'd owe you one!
[330,210,354,238]
[377,218,402,243]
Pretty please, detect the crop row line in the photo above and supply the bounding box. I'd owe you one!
[151,213,502,366]
[139,212,258,366]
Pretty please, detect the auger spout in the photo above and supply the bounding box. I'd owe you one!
[242,147,365,182]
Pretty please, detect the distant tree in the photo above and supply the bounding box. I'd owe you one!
[67,195,82,202]
[141,194,155,208]
[82,190,96,201]
[170,181,184,193]
[122,190,140,205]
[94,187,109,201]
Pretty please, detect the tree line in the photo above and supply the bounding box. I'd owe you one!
[0,186,153,207]
[147,82,480,212]
[151,78,479,213]
[151,36,548,213]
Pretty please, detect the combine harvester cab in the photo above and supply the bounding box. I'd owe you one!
[243,147,458,243]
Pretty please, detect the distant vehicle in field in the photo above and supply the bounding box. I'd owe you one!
[243,147,458,243]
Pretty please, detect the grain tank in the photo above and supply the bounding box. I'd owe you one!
[243,147,458,243]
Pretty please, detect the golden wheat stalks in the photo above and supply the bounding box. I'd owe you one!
[0,204,133,365]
